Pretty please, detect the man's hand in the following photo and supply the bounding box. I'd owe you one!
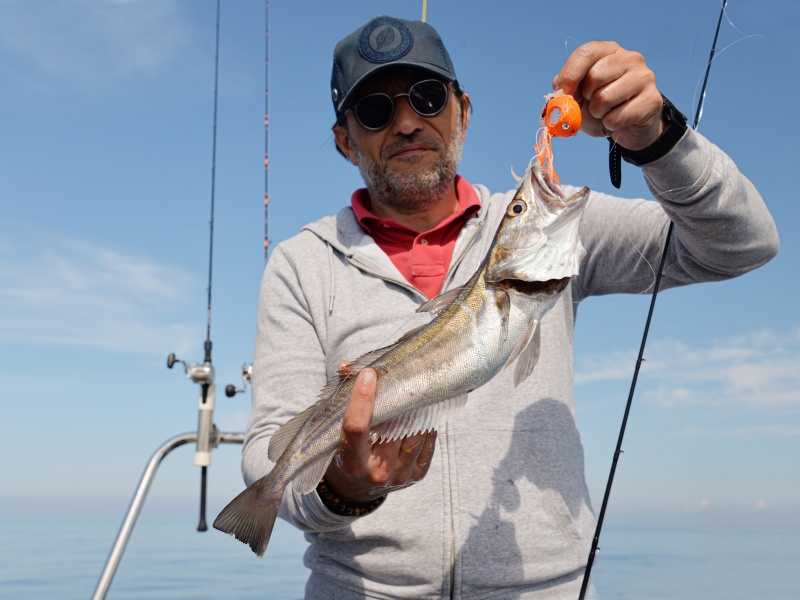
[553,40,664,151]
[322,362,437,503]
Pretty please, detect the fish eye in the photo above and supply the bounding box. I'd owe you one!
[507,200,527,216]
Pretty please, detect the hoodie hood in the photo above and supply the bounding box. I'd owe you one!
[299,184,494,313]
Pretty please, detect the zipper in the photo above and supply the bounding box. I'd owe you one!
[346,219,485,599]
[439,220,484,296]
[447,420,456,600]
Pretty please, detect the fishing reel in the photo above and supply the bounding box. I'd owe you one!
[225,363,253,398]
[167,352,215,385]
[166,344,216,467]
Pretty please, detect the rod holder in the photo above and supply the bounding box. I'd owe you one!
[194,383,216,467]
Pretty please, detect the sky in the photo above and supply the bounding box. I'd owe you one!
[1,0,798,591]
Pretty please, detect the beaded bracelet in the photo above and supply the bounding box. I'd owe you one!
[316,477,387,517]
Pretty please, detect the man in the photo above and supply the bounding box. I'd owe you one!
[243,15,778,599]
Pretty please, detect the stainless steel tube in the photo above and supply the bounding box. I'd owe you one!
[92,431,244,600]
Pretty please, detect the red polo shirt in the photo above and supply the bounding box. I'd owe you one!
[351,175,481,299]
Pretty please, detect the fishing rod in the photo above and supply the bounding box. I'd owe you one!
[577,1,729,597]
[198,0,222,532]
[165,0,223,534]
[93,2,261,595]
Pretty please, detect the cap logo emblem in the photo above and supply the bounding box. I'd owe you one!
[358,17,413,63]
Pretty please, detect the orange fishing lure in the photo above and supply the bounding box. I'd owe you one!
[534,92,581,184]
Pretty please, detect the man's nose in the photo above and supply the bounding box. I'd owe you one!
[389,97,425,136]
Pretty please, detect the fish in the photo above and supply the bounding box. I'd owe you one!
[213,161,590,557]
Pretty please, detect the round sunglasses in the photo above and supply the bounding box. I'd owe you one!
[347,79,450,131]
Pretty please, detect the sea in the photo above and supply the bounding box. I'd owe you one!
[2,517,798,599]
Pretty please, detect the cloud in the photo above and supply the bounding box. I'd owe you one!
[679,424,800,438]
[576,328,800,408]
[0,224,201,356]
[0,0,191,94]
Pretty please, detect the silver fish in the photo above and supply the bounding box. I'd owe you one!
[214,162,590,556]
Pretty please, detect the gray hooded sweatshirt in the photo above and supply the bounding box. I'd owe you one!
[243,129,778,599]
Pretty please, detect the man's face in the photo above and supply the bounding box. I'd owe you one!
[333,69,470,214]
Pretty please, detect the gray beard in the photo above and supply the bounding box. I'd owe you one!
[352,118,464,215]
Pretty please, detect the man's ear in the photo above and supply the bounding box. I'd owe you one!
[459,93,471,140]
[333,123,359,165]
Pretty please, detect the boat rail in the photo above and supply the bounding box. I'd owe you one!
[92,357,251,599]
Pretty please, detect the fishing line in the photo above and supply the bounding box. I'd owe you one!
[265,1,271,261]
[205,0,222,351]
[577,1,728,597]
[690,30,763,128]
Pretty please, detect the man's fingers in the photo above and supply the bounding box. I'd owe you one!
[333,365,439,497]
[411,431,437,481]
[554,41,622,97]
[338,368,377,469]
[398,435,424,459]
[552,41,663,147]
[338,360,354,380]
[396,430,437,483]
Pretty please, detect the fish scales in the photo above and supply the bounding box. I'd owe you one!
[214,162,590,557]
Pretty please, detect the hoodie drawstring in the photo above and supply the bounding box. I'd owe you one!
[327,243,336,314]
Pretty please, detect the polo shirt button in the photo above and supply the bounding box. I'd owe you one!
[419,238,429,245]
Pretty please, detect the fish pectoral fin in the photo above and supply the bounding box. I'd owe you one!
[294,452,336,494]
[416,287,465,315]
[501,318,541,387]
[513,323,541,387]
[371,393,469,443]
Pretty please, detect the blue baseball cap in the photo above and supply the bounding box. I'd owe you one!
[331,16,457,119]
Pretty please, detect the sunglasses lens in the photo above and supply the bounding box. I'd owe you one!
[354,94,394,130]
[409,80,448,116]
[351,80,449,130]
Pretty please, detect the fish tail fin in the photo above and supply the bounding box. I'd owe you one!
[213,476,281,558]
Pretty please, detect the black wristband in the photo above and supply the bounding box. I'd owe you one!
[316,477,387,517]
[608,95,688,188]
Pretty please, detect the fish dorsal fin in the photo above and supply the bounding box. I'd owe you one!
[393,323,428,345]
[316,332,415,402]
[370,393,469,443]
[268,398,328,462]
[269,333,420,462]
[293,451,336,494]
[416,287,465,315]
[501,318,540,387]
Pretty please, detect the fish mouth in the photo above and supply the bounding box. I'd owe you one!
[485,162,590,284]
[530,162,570,207]
[526,162,591,228]
[495,276,571,296]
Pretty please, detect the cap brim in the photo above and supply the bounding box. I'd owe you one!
[336,62,456,117]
